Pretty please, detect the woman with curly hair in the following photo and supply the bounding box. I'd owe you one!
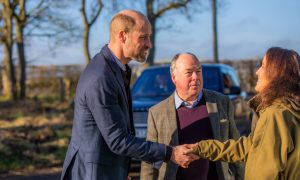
[189,47,300,180]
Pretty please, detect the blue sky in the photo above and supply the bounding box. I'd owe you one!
[153,0,300,61]
[2,0,300,65]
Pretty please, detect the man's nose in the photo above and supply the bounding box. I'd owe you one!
[191,72,200,80]
[255,68,260,76]
[146,39,152,49]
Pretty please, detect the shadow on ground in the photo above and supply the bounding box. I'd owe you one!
[1,172,140,180]
[0,164,140,180]
[1,173,61,180]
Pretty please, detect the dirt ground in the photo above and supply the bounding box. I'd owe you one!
[0,167,140,180]
[0,99,143,180]
[0,167,61,180]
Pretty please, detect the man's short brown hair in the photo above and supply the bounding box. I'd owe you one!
[109,10,146,42]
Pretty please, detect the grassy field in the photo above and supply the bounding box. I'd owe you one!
[0,98,140,179]
[0,98,73,176]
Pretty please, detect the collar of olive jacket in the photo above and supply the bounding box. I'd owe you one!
[248,95,300,118]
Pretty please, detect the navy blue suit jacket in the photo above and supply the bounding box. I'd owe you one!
[61,45,167,180]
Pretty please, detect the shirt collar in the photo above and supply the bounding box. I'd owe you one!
[108,46,126,71]
[174,90,203,109]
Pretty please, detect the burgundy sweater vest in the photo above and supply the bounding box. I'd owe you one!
[176,97,218,180]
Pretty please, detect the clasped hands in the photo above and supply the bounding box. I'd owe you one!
[170,143,199,168]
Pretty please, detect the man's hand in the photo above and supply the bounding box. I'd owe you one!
[171,144,199,168]
[185,143,198,153]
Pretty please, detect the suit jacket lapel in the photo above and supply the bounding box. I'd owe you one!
[203,89,221,140]
[165,93,179,146]
[101,45,129,106]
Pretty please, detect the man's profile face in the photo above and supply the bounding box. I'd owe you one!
[125,19,152,63]
[172,54,203,102]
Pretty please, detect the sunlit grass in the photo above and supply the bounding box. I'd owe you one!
[55,129,72,139]
[0,98,72,174]
[0,154,30,173]
[0,95,10,102]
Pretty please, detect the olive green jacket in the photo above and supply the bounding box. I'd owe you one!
[192,96,300,180]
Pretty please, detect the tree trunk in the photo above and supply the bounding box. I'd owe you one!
[81,0,91,64]
[2,42,17,100]
[146,0,155,66]
[145,0,192,65]
[148,16,156,66]
[2,0,17,100]
[80,0,103,64]
[83,23,91,64]
[15,0,27,99]
[16,22,26,99]
[1,61,11,98]
[212,0,219,63]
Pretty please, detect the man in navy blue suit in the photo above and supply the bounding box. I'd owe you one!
[61,9,197,180]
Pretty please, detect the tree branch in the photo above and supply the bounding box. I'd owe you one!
[156,0,191,17]
[89,0,103,26]
[80,0,88,27]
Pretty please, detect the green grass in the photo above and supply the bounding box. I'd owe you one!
[55,129,71,139]
[0,97,72,174]
[53,146,68,160]
[0,96,72,174]
[0,95,10,102]
[0,111,24,120]
[0,151,32,173]
[0,138,69,173]
[39,145,68,161]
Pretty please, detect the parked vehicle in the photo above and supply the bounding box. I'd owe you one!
[131,64,251,140]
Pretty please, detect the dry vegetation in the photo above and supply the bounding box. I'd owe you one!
[0,98,73,175]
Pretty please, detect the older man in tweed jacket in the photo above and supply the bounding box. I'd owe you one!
[140,53,244,180]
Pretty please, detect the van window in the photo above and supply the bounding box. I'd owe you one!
[132,66,223,98]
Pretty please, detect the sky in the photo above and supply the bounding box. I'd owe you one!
[2,0,300,65]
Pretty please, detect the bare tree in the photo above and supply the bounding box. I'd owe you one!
[0,0,17,100]
[80,0,103,64]
[25,1,79,43]
[146,0,195,65]
[14,0,26,99]
[1,0,79,99]
[212,0,219,63]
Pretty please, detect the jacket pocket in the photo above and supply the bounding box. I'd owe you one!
[220,119,229,141]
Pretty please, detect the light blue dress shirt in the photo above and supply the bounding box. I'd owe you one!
[174,90,203,109]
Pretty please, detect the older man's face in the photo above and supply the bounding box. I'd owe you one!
[171,54,203,102]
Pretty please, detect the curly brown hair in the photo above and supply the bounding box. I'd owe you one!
[259,47,300,108]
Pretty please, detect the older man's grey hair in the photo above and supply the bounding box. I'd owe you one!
[170,52,200,75]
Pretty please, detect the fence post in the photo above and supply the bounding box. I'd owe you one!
[57,70,65,102]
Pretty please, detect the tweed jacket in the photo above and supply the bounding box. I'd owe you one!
[140,89,244,180]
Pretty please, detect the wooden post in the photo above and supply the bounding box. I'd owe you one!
[59,77,65,102]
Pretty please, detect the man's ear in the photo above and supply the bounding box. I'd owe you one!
[171,73,176,84]
[118,30,127,43]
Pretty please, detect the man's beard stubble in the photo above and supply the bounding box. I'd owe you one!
[134,49,149,64]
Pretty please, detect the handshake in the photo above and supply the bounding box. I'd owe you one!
[170,143,199,168]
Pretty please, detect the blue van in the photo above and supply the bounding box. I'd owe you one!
[131,64,251,139]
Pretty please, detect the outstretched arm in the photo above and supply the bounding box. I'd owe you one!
[190,135,252,163]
